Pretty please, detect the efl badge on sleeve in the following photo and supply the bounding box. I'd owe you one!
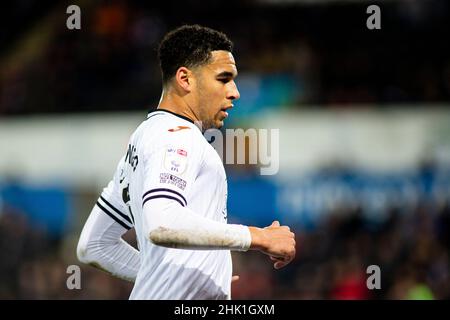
[164,146,188,175]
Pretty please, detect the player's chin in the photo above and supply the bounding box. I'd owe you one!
[213,118,225,129]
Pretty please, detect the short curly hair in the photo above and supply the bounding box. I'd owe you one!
[158,24,233,84]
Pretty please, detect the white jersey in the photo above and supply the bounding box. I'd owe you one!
[98,109,233,299]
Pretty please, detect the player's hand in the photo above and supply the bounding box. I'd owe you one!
[232,275,240,283]
[269,255,290,270]
[264,221,296,269]
[249,221,296,269]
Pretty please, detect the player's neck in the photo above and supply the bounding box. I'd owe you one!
[158,91,199,124]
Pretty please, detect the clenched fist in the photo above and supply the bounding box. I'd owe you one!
[248,220,296,269]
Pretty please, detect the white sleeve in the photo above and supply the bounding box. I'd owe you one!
[77,204,140,282]
[77,158,139,282]
[96,158,134,230]
[144,198,251,251]
[140,127,251,251]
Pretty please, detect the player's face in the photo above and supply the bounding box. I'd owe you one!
[194,51,240,130]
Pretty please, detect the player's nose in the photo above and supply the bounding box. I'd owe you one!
[227,81,240,101]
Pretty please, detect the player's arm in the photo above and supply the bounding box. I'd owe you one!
[142,129,295,269]
[77,201,140,282]
[144,198,295,269]
[77,197,140,282]
[77,158,141,282]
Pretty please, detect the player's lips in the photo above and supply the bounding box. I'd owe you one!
[221,105,233,118]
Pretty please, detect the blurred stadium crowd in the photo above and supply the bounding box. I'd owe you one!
[1,0,449,116]
[1,197,449,299]
[1,0,450,299]
[233,201,450,299]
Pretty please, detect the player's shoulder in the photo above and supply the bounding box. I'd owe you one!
[141,109,205,148]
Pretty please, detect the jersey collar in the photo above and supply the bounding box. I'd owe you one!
[147,109,195,124]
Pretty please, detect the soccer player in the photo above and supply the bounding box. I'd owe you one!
[76,24,296,299]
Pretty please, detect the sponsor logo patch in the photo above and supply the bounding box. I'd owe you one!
[168,126,191,132]
[159,173,187,190]
[164,146,188,174]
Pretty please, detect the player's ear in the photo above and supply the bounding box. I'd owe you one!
[175,67,193,93]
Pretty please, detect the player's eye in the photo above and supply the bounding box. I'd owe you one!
[218,78,229,83]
